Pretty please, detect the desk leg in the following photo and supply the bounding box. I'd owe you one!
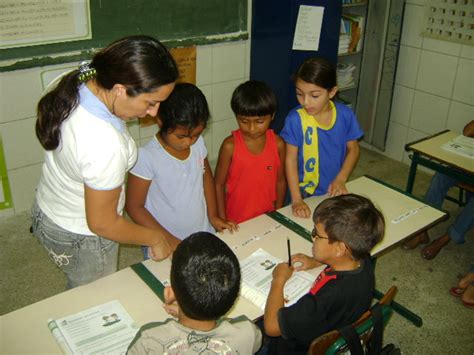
[406,154,419,194]
[374,289,423,327]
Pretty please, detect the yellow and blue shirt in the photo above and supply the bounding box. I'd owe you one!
[280,101,363,196]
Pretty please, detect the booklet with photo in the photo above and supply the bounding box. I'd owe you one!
[240,248,315,311]
[47,300,138,355]
[441,134,474,159]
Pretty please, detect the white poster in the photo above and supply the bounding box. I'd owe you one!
[292,5,324,51]
[0,0,91,49]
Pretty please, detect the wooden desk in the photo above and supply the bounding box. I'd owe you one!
[0,177,446,353]
[405,130,474,194]
[0,216,318,355]
[276,176,447,256]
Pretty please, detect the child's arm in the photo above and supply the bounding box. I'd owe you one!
[275,136,287,210]
[327,140,360,197]
[463,120,474,137]
[264,263,293,336]
[214,137,234,221]
[291,253,323,271]
[285,143,311,218]
[125,173,181,250]
[203,158,238,232]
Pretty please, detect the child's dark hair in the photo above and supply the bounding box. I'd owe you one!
[170,231,240,321]
[36,35,178,151]
[293,57,337,90]
[158,83,210,134]
[313,194,384,260]
[230,80,277,117]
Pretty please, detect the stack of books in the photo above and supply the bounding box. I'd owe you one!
[341,13,365,53]
[337,62,356,89]
[339,33,351,54]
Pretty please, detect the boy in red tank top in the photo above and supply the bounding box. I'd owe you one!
[215,80,286,224]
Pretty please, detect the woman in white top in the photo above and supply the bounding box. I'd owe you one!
[32,35,179,288]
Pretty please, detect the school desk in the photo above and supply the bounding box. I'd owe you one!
[0,177,446,354]
[272,175,448,327]
[405,130,474,194]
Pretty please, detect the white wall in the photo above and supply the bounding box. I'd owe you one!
[0,39,251,216]
[383,0,474,163]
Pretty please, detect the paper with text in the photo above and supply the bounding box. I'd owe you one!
[48,300,138,355]
[240,248,315,311]
[292,5,324,51]
[441,134,474,159]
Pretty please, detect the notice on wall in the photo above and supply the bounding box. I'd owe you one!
[292,5,324,51]
[0,136,13,210]
[0,0,91,50]
[140,46,197,127]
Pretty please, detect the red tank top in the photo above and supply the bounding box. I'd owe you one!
[225,129,280,224]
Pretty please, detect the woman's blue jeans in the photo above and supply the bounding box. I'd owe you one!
[31,201,119,289]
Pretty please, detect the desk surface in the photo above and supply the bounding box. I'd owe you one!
[0,177,446,354]
[406,130,474,174]
[277,176,447,256]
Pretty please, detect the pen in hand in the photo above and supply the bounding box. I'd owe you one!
[287,237,292,267]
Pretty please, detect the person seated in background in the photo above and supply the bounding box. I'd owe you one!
[127,232,262,354]
[402,120,474,260]
[262,194,384,354]
[450,265,474,309]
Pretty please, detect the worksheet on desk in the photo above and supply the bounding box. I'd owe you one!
[441,134,474,159]
[240,248,315,311]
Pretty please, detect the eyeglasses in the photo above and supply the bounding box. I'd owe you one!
[311,228,330,241]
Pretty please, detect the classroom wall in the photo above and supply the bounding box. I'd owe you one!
[383,0,474,163]
[0,39,251,216]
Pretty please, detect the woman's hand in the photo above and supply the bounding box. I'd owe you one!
[291,253,322,271]
[149,237,173,261]
[291,200,311,218]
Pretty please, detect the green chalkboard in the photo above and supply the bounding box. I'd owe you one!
[0,0,248,72]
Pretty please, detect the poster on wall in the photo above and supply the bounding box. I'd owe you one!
[140,46,197,127]
[0,0,91,50]
[0,135,13,210]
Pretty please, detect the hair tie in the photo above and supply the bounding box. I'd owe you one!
[78,61,96,83]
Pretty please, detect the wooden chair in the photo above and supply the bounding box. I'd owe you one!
[308,286,398,355]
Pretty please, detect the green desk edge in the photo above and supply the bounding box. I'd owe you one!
[130,263,165,303]
[266,211,312,242]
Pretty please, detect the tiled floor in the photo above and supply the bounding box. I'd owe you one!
[1,146,473,353]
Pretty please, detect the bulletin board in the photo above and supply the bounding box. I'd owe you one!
[0,0,248,72]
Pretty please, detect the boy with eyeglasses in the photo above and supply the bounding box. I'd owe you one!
[262,194,385,354]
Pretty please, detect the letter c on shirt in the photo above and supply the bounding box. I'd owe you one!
[305,158,315,172]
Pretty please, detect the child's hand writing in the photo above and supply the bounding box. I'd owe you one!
[327,179,348,197]
[210,216,239,233]
[272,262,294,284]
[291,253,323,271]
[291,200,311,218]
[163,286,179,318]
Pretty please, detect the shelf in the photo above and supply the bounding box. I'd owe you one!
[338,50,362,57]
[342,1,367,7]
[338,83,357,92]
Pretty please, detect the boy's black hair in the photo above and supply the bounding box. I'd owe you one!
[313,194,385,260]
[170,232,241,321]
[158,82,210,134]
[231,80,277,117]
[293,56,337,90]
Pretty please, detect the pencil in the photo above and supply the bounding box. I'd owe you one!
[287,238,292,266]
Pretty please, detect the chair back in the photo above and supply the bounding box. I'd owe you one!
[308,286,397,355]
